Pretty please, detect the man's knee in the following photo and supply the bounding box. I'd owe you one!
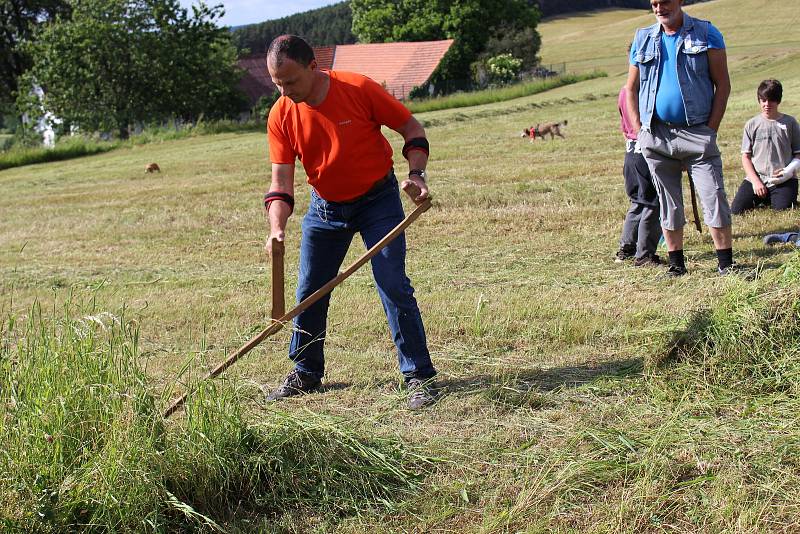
[376,272,414,298]
[771,191,797,211]
[772,201,796,211]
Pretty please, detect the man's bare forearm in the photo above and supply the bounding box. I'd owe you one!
[267,164,295,239]
[706,49,730,131]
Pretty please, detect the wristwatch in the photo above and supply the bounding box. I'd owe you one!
[408,169,426,180]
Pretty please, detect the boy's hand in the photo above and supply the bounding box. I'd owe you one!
[752,178,769,197]
[769,168,792,187]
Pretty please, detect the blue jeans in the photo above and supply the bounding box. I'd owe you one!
[289,173,435,382]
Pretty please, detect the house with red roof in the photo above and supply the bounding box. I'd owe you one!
[237,39,453,108]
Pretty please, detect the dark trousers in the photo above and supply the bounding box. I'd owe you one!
[731,178,797,214]
[620,149,662,257]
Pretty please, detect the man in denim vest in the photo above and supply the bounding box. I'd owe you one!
[625,0,734,276]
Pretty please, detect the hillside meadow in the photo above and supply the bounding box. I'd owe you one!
[3,0,800,531]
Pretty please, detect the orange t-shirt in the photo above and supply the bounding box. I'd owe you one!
[267,70,412,202]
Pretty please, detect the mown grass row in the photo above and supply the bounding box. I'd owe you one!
[0,298,429,532]
[6,253,800,532]
[406,72,607,114]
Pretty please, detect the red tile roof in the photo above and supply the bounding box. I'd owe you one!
[237,46,335,107]
[332,40,454,100]
[314,46,335,70]
[237,53,273,107]
[236,40,453,106]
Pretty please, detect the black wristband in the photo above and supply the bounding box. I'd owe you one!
[402,137,429,159]
[264,191,294,214]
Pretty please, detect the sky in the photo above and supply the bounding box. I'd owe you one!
[178,0,340,28]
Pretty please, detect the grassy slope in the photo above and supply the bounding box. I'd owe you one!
[2,0,800,530]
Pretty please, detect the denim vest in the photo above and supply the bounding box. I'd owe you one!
[632,13,716,129]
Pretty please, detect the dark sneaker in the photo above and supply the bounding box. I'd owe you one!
[265,369,322,401]
[406,378,439,410]
[634,254,661,267]
[614,245,636,263]
[665,263,688,277]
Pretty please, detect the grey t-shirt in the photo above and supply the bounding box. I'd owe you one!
[741,113,800,180]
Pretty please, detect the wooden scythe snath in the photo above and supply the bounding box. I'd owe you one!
[687,168,702,233]
[163,197,433,418]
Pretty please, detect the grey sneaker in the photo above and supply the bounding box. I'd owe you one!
[406,378,439,410]
[265,369,322,401]
[718,262,756,280]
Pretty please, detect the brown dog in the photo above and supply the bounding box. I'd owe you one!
[144,163,161,173]
[521,120,568,142]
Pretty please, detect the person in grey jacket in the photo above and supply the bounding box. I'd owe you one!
[625,0,733,276]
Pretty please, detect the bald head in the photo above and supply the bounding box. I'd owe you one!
[267,35,315,69]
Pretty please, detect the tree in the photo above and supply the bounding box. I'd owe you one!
[350,0,540,90]
[0,0,71,112]
[23,0,244,138]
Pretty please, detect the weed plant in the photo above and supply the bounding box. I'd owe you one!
[0,298,428,531]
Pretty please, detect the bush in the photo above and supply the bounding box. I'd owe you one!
[486,54,523,85]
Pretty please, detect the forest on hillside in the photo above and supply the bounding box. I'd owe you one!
[231,2,355,54]
[230,0,711,53]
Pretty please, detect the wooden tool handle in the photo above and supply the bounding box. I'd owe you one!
[269,238,285,319]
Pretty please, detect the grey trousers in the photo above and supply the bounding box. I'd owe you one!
[620,202,662,258]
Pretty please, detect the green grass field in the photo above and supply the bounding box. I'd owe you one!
[3,0,800,531]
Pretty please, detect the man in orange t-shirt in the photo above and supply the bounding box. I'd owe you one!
[263,35,437,410]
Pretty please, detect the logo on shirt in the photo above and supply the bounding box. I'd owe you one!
[338,119,352,126]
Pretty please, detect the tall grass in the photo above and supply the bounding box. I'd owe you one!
[0,137,119,171]
[0,298,429,531]
[406,72,606,114]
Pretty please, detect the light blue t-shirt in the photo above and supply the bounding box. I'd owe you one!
[629,22,725,124]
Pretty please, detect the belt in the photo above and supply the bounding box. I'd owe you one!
[336,173,392,204]
[656,118,689,128]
